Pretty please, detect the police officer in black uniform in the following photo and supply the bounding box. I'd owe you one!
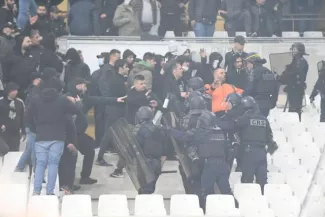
[279,43,309,122]
[310,60,325,122]
[185,77,212,112]
[245,52,279,117]
[133,106,167,194]
[178,96,206,194]
[169,111,234,209]
[235,96,278,193]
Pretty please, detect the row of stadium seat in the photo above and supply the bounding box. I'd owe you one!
[164,31,324,38]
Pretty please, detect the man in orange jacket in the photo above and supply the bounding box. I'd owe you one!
[205,68,243,115]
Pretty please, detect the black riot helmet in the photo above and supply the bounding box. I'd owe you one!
[197,111,216,129]
[190,96,206,114]
[136,106,154,122]
[188,77,204,92]
[241,96,258,111]
[291,42,308,56]
[226,93,242,109]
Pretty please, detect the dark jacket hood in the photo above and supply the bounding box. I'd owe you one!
[40,88,60,102]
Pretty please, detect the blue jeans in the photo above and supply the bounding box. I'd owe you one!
[17,0,37,29]
[16,128,36,171]
[194,22,215,37]
[34,141,64,194]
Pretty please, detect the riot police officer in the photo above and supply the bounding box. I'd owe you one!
[279,43,309,122]
[235,96,277,193]
[169,111,234,209]
[185,77,212,112]
[133,106,167,194]
[310,60,325,122]
[245,52,279,117]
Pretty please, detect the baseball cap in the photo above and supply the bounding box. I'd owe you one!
[234,35,246,45]
[96,52,110,59]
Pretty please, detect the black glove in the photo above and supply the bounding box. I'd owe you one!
[267,141,278,155]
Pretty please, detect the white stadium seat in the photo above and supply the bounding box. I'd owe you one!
[213,31,228,38]
[135,194,166,216]
[0,184,28,217]
[289,132,313,146]
[235,32,246,37]
[273,131,287,144]
[187,31,196,37]
[277,112,299,123]
[61,195,92,217]
[282,31,300,38]
[286,171,312,203]
[303,31,323,38]
[0,171,29,185]
[2,152,23,173]
[269,196,301,217]
[239,196,269,215]
[98,194,129,217]
[234,184,261,201]
[205,194,237,215]
[267,172,286,184]
[275,142,294,154]
[27,196,59,217]
[271,153,300,173]
[165,31,175,38]
[264,184,293,202]
[241,208,275,217]
[229,172,241,190]
[170,194,203,216]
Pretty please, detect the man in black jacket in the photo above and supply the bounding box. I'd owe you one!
[96,0,122,36]
[249,0,274,37]
[188,0,219,37]
[0,82,25,151]
[26,78,80,195]
[218,0,252,37]
[0,0,16,28]
[224,36,248,72]
[126,74,158,125]
[226,54,248,90]
[97,59,128,167]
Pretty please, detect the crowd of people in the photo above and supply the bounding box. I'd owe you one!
[0,0,321,212]
[1,0,321,38]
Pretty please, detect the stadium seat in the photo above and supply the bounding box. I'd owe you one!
[61,195,92,217]
[135,194,166,216]
[235,32,246,37]
[241,208,275,217]
[271,153,300,173]
[187,31,196,37]
[264,184,293,202]
[267,172,286,184]
[300,184,325,217]
[205,195,237,215]
[170,194,203,216]
[239,196,269,215]
[0,170,29,185]
[273,131,287,144]
[213,31,228,38]
[165,31,175,38]
[282,31,300,38]
[229,172,241,190]
[269,196,301,217]
[0,184,28,217]
[1,152,23,173]
[27,196,59,217]
[303,31,323,38]
[234,184,262,201]
[98,194,129,217]
[277,112,299,123]
[275,142,294,154]
[285,170,312,203]
[282,123,307,136]
[289,132,313,146]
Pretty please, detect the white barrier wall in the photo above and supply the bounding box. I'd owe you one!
[57,37,325,94]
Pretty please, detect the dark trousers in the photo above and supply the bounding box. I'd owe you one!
[78,133,95,178]
[98,116,119,160]
[94,108,105,147]
[179,164,201,194]
[158,13,182,37]
[2,132,20,151]
[138,158,161,194]
[59,147,77,188]
[259,108,270,117]
[199,157,232,209]
[320,98,325,122]
[226,11,252,37]
[241,146,267,193]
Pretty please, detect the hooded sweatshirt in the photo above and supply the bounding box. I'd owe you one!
[26,88,80,142]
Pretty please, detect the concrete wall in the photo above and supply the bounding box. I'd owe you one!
[57,38,325,94]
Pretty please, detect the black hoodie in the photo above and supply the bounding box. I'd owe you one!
[26,88,80,142]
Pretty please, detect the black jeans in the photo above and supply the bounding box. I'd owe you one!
[2,131,20,151]
[158,13,182,37]
[59,146,77,188]
[78,133,95,178]
[320,98,325,122]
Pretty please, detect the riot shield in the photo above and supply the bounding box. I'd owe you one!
[269,52,306,109]
[162,114,200,179]
[109,118,156,191]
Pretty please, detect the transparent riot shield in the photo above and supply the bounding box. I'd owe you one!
[162,113,200,179]
[269,52,306,109]
[109,118,156,191]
